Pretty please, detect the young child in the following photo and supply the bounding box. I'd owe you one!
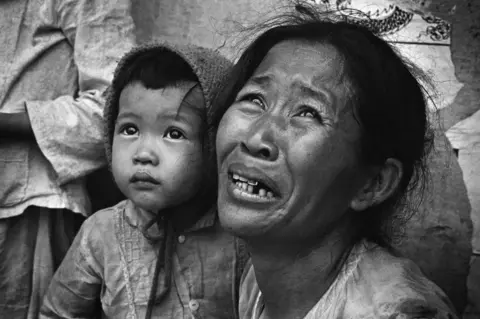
[40,43,248,319]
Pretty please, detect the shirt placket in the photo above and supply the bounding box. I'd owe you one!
[172,236,202,319]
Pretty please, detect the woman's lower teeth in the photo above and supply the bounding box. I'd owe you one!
[235,182,273,198]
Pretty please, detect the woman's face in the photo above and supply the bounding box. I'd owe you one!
[216,40,369,243]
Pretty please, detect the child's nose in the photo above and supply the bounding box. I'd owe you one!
[132,148,159,166]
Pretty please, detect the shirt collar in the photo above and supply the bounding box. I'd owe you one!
[187,204,217,231]
[124,200,217,233]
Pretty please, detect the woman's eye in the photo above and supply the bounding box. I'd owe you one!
[244,94,264,108]
[120,125,138,135]
[299,110,316,118]
[298,109,323,123]
[165,128,185,140]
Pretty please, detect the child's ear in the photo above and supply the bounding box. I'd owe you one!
[350,158,403,212]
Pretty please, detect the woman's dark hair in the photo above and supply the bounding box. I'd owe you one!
[209,1,434,248]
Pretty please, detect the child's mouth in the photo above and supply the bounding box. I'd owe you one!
[130,171,160,185]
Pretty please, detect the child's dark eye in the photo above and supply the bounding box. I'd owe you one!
[165,128,185,140]
[120,125,138,136]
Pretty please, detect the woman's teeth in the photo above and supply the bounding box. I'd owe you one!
[233,174,258,185]
[232,174,274,199]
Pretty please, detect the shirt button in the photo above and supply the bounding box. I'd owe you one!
[189,299,199,312]
[178,235,186,244]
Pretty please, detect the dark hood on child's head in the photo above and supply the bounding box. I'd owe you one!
[103,42,233,169]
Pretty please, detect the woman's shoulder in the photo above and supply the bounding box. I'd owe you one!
[341,242,459,319]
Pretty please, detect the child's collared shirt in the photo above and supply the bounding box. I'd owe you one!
[41,200,247,319]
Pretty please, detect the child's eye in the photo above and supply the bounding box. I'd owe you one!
[120,125,138,136]
[164,128,185,140]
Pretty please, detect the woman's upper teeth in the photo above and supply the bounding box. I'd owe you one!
[233,173,258,186]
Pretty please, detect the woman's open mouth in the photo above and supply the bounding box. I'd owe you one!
[228,172,277,203]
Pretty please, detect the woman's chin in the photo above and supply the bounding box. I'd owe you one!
[217,181,285,236]
[217,202,271,238]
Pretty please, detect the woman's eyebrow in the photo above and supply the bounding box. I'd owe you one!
[248,74,273,89]
[296,83,332,107]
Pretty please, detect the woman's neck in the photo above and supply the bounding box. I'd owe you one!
[248,222,356,319]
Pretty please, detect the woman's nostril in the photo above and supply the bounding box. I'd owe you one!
[259,148,271,159]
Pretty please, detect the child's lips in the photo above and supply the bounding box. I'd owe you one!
[130,171,160,185]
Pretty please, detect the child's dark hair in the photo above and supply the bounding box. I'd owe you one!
[107,49,203,152]
[111,49,200,117]
[209,1,434,249]
[111,49,212,182]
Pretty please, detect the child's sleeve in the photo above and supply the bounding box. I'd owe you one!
[39,216,105,319]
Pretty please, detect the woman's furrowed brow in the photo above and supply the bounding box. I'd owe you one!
[247,74,274,90]
[296,83,333,107]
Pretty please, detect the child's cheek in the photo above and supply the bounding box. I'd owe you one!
[111,139,131,193]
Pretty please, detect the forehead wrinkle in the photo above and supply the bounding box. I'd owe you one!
[311,53,347,85]
[292,80,332,107]
[312,58,352,118]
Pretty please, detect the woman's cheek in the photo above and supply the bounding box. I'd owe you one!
[217,110,241,151]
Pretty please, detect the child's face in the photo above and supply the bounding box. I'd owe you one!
[112,81,205,213]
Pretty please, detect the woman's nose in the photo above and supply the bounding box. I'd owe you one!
[242,119,280,162]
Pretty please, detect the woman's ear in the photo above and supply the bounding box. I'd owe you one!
[350,158,403,212]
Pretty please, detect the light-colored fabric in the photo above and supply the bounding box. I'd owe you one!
[463,254,480,319]
[0,207,81,319]
[27,210,55,319]
[447,109,480,254]
[0,0,135,218]
[240,241,459,319]
[40,200,247,319]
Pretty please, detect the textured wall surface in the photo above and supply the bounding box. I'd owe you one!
[130,0,479,315]
[131,0,284,59]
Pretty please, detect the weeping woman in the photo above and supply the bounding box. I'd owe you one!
[210,3,459,319]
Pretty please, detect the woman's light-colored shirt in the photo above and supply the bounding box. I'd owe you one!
[240,241,458,319]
